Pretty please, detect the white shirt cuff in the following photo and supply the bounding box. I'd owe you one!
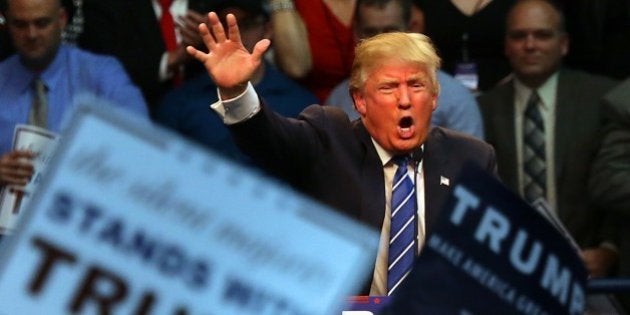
[159,52,171,82]
[210,82,260,125]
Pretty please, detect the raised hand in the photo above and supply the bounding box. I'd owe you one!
[186,12,270,99]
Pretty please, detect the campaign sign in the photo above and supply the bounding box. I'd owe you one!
[0,125,59,234]
[0,101,379,315]
[382,163,588,315]
[344,296,391,314]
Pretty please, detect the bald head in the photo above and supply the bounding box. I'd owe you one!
[504,0,568,88]
[6,0,67,71]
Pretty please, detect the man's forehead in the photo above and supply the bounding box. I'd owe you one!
[371,61,426,74]
[370,69,427,84]
[7,0,60,18]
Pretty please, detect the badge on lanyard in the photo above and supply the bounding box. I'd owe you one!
[454,32,479,92]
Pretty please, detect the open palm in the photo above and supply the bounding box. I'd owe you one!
[186,12,270,99]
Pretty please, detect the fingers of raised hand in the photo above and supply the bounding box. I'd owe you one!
[197,17,214,45]
[225,14,242,47]
[208,12,227,43]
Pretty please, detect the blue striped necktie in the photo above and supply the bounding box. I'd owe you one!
[388,156,417,295]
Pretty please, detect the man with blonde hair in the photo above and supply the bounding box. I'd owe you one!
[187,12,496,295]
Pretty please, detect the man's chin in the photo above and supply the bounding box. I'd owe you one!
[20,53,51,70]
[392,139,422,154]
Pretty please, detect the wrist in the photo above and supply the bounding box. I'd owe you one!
[265,0,295,13]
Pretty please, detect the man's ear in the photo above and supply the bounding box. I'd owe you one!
[59,7,68,29]
[351,89,367,116]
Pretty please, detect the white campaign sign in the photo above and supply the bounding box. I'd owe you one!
[0,125,58,234]
[0,102,378,315]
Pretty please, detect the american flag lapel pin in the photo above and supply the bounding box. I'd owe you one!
[440,176,450,186]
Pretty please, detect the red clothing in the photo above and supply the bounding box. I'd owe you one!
[296,0,356,102]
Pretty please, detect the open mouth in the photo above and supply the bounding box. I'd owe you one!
[400,116,413,129]
[398,116,415,138]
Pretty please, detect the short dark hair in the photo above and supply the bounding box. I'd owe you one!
[355,0,412,26]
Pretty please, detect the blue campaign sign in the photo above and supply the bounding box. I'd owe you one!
[343,296,391,314]
[382,162,588,315]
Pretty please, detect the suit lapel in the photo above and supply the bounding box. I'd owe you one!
[554,70,575,180]
[494,83,519,189]
[354,122,386,230]
[423,129,451,236]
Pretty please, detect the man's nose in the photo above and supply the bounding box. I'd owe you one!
[398,87,411,108]
[27,24,38,38]
[524,34,537,49]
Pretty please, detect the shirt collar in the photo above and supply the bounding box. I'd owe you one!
[371,137,424,166]
[13,44,66,93]
[38,44,67,92]
[513,71,559,111]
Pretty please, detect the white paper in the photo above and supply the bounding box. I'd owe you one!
[0,101,378,315]
[0,124,58,234]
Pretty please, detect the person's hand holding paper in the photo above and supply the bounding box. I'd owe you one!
[0,150,36,187]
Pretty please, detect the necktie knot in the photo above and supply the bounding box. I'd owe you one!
[32,77,47,92]
[392,155,411,168]
[159,0,174,9]
[29,77,48,129]
[525,91,542,122]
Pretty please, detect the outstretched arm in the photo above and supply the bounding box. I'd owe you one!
[186,12,271,99]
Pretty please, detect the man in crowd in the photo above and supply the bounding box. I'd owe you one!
[477,0,619,277]
[0,0,146,219]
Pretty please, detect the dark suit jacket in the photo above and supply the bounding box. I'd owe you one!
[229,103,497,293]
[230,102,497,245]
[77,0,211,113]
[477,68,617,247]
[589,79,630,310]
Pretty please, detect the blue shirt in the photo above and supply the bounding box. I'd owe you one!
[0,44,148,154]
[154,62,319,165]
[326,70,485,139]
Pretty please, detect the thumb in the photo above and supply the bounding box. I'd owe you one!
[251,39,271,61]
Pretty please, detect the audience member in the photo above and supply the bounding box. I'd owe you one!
[154,0,318,165]
[0,0,147,190]
[76,0,211,115]
[589,78,630,311]
[415,0,514,92]
[326,0,484,139]
[284,0,356,102]
[60,0,83,43]
[264,0,311,79]
[187,13,497,295]
[477,0,618,277]
[0,0,78,60]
